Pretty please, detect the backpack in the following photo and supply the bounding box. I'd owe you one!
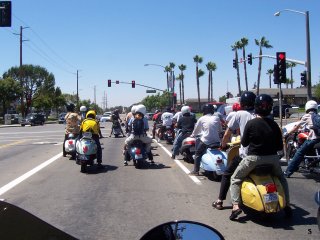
[132,117,145,136]
[311,112,320,136]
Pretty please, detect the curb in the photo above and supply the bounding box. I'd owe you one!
[0,121,58,128]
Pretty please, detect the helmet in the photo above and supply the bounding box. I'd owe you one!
[240,91,256,110]
[113,109,119,114]
[80,105,87,112]
[181,106,191,115]
[131,105,136,114]
[232,102,241,111]
[165,106,172,113]
[135,104,146,115]
[155,109,160,114]
[66,103,75,112]
[305,100,318,113]
[86,110,96,119]
[254,94,273,116]
[202,104,215,115]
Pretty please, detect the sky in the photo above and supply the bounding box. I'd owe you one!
[0,0,319,109]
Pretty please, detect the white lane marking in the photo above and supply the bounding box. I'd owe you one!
[153,139,202,185]
[0,152,63,196]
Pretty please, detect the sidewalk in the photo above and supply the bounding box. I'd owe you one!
[0,121,58,128]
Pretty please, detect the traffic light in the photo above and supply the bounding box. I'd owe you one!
[108,79,111,87]
[116,80,119,84]
[273,64,279,84]
[0,1,11,27]
[247,53,252,65]
[233,59,237,69]
[276,52,286,83]
[301,71,307,86]
[131,80,135,88]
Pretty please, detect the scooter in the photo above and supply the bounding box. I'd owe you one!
[163,126,174,144]
[63,133,77,159]
[75,132,97,173]
[180,133,195,163]
[283,122,320,175]
[125,139,147,168]
[111,121,122,138]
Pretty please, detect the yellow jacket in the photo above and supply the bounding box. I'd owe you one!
[80,118,99,135]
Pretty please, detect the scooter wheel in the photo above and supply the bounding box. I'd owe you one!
[80,164,87,173]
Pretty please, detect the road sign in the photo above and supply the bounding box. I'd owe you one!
[146,90,156,93]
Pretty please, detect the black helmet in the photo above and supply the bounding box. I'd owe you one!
[254,94,273,116]
[166,106,172,112]
[202,104,215,115]
[240,91,256,110]
[66,103,75,112]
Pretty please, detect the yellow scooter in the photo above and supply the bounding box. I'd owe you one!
[227,138,286,215]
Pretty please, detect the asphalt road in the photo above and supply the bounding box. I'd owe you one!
[0,122,319,239]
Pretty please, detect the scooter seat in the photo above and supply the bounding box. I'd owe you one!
[207,143,220,149]
[250,164,273,176]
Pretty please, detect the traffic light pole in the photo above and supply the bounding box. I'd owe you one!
[109,81,166,92]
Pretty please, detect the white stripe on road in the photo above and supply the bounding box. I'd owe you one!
[153,139,202,185]
[0,152,62,196]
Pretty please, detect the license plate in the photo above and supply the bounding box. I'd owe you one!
[79,155,88,160]
[263,193,278,203]
[135,154,142,159]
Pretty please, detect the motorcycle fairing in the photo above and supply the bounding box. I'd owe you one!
[200,149,227,172]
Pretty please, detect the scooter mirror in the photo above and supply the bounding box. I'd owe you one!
[140,220,224,240]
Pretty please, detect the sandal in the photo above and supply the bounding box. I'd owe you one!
[212,200,223,210]
[229,208,242,221]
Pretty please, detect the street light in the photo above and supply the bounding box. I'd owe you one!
[274,9,312,100]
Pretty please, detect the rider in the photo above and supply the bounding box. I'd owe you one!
[229,94,291,220]
[79,110,103,169]
[171,106,197,159]
[160,107,174,139]
[63,103,81,158]
[79,105,87,122]
[124,104,154,165]
[212,91,256,210]
[109,109,125,137]
[284,100,320,178]
[152,109,162,139]
[189,104,222,176]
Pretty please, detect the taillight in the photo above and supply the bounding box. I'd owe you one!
[68,140,74,145]
[135,148,141,154]
[265,183,277,193]
[184,140,195,145]
[83,146,88,153]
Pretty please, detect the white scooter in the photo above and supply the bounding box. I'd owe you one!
[63,133,77,159]
[76,132,97,173]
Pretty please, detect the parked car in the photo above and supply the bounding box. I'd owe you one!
[11,114,21,124]
[100,112,112,122]
[21,113,45,126]
[272,104,292,118]
[58,113,67,124]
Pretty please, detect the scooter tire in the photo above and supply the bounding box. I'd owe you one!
[80,164,87,173]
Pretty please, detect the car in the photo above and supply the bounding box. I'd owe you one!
[100,112,112,122]
[272,104,292,118]
[146,112,154,120]
[11,114,21,124]
[21,113,45,126]
[58,113,67,124]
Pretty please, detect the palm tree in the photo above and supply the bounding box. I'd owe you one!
[164,65,171,91]
[176,74,183,104]
[255,36,273,95]
[286,62,296,89]
[266,69,274,88]
[231,42,242,96]
[193,55,203,111]
[239,37,249,91]
[206,62,217,102]
[178,64,187,104]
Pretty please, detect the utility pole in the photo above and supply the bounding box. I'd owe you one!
[76,70,79,110]
[94,85,96,105]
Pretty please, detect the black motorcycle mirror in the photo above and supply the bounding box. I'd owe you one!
[140,220,225,240]
[315,190,320,231]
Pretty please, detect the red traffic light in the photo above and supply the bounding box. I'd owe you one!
[278,53,285,60]
[108,79,111,87]
[132,80,135,88]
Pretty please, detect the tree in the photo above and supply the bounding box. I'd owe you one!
[193,55,203,111]
[178,64,187,104]
[206,62,217,102]
[286,62,296,89]
[0,77,22,117]
[164,65,171,91]
[3,64,56,116]
[231,42,242,96]
[175,74,182,105]
[52,87,66,117]
[266,69,274,88]
[239,37,249,91]
[255,37,273,95]
[169,62,176,106]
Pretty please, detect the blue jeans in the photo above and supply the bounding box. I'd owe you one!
[286,138,320,174]
[172,132,190,156]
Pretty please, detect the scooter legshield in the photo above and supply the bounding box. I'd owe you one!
[241,174,285,213]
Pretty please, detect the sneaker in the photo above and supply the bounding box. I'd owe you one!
[283,171,292,178]
[150,160,155,164]
[188,171,200,176]
[171,154,175,159]
[97,163,104,169]
[124,160,128,166]
[148,152,153,160]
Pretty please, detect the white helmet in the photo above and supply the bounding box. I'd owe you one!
[80,106,87,112]
[181,106,191,115]
[135,104,146,115]
[131,105,137,114]
[305,100,318,113]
